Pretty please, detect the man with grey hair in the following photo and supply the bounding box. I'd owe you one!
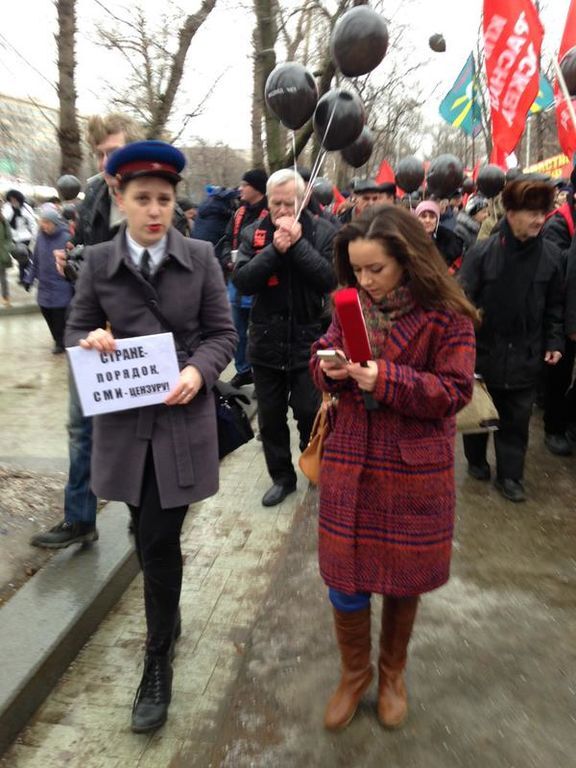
[233,169,337,506]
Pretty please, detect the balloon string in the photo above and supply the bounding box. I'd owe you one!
[294,149,327,225]
[293,100,338,226]
[291,130,298,217]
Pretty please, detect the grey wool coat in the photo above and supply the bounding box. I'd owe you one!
[65,225,237,508]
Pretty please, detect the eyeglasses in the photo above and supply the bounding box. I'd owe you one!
[94,146,123,163]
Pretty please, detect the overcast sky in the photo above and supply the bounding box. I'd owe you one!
[0,0,569,149]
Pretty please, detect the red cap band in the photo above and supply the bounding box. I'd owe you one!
[116,160,179,177]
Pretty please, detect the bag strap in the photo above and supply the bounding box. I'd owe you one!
[135,274,175,333]
[130,269,193,361]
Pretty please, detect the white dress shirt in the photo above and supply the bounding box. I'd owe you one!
[125,232,167,276]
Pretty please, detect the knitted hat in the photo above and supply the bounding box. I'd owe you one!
[414,200,440,220]
[465,195,489,217]
[242,169,268,195]
[38,203,63,225]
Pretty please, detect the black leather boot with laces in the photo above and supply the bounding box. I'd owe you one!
[131,654,173,733]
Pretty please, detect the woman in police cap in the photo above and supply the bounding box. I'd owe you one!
[65,140,237,732]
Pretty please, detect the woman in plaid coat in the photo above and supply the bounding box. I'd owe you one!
[310,205,477,731]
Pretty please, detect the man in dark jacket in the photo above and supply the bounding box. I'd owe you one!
[233,169,337,506]
[338,179,382,224]
[192,186,238,246]
[540,170,576,456]
[459,177,564,502]
[219,169,268,388]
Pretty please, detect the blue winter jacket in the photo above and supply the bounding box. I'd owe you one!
[28,223,74,308]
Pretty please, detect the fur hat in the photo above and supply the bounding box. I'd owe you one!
[465,195,489,217]
[502,177,555,212]
[241,169,268,195]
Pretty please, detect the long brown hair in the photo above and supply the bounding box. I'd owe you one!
[333,205,479,324]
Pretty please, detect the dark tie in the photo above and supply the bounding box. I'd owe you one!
[140,249,151,281]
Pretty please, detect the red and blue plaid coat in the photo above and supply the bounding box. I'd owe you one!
[310,304,476,597]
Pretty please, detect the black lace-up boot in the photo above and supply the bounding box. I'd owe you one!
[131,654,173,733]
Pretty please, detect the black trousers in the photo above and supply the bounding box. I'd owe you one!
[128,451,188,656]
[40,306,67,349]
[463,385,535,481]
[543,339,576,435]
[252,364,321,487]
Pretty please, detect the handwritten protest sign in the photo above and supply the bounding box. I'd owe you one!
[67,333,180,417]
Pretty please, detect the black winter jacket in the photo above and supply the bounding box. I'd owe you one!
[459,230,565,389]
[218,197,268,273]
[434,224,463,268]
[542,200,575,253]
[454,212,481,253]
[232,210,336,370]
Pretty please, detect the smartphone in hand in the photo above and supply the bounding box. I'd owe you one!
[316,349,348,367]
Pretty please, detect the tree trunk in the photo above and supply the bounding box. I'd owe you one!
[254,0,283,170]
[147,0,217,138]
[251,25,266,168]
[55,0,82,176]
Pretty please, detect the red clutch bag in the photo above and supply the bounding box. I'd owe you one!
[333,288,372,363]
[333,287,378,410]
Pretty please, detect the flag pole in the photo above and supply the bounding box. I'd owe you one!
[552,56,576,134]
[525,116,532,167]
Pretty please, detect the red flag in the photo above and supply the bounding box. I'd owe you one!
[332,185,346,213]
[375,160,395,185]
[483,0,543,155]
[472,160,481,181]
[489,144,508,169]
[555,0,576,161]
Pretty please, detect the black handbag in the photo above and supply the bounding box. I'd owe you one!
[213,380,254,459]
[10,242,31,267]
[135,270,254,459]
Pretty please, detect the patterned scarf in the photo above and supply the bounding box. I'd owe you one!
[358,284,416,358]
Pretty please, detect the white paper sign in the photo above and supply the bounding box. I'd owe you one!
[67,333,180,417]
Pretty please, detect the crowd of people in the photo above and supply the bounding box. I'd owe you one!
[3,111,576,734]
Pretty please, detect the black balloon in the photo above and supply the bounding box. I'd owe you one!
[505,167,522,183]
[56,174,81,200]
[312,177,334,206]
[560,47,576,97]
[331,6,389,77]
[462,177,475,194]
[395,156,424,193]
[429,33,446,53]
[426,154,464,198]
[313,89,365,151]
[341,126,374,167]
[265,62,318,130]
[476,165,506,198]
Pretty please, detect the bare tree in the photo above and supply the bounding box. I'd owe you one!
[94,0,218,138]
[181,142,248,199]
[55,0,82,175]
[426,124,471,165]
[251,0,428,176]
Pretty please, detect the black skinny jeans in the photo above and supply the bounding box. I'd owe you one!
[128,450,188,657]
[40,306,67,349]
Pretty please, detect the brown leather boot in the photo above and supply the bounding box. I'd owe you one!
[324,606,373,730]
[377,596,419,729]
